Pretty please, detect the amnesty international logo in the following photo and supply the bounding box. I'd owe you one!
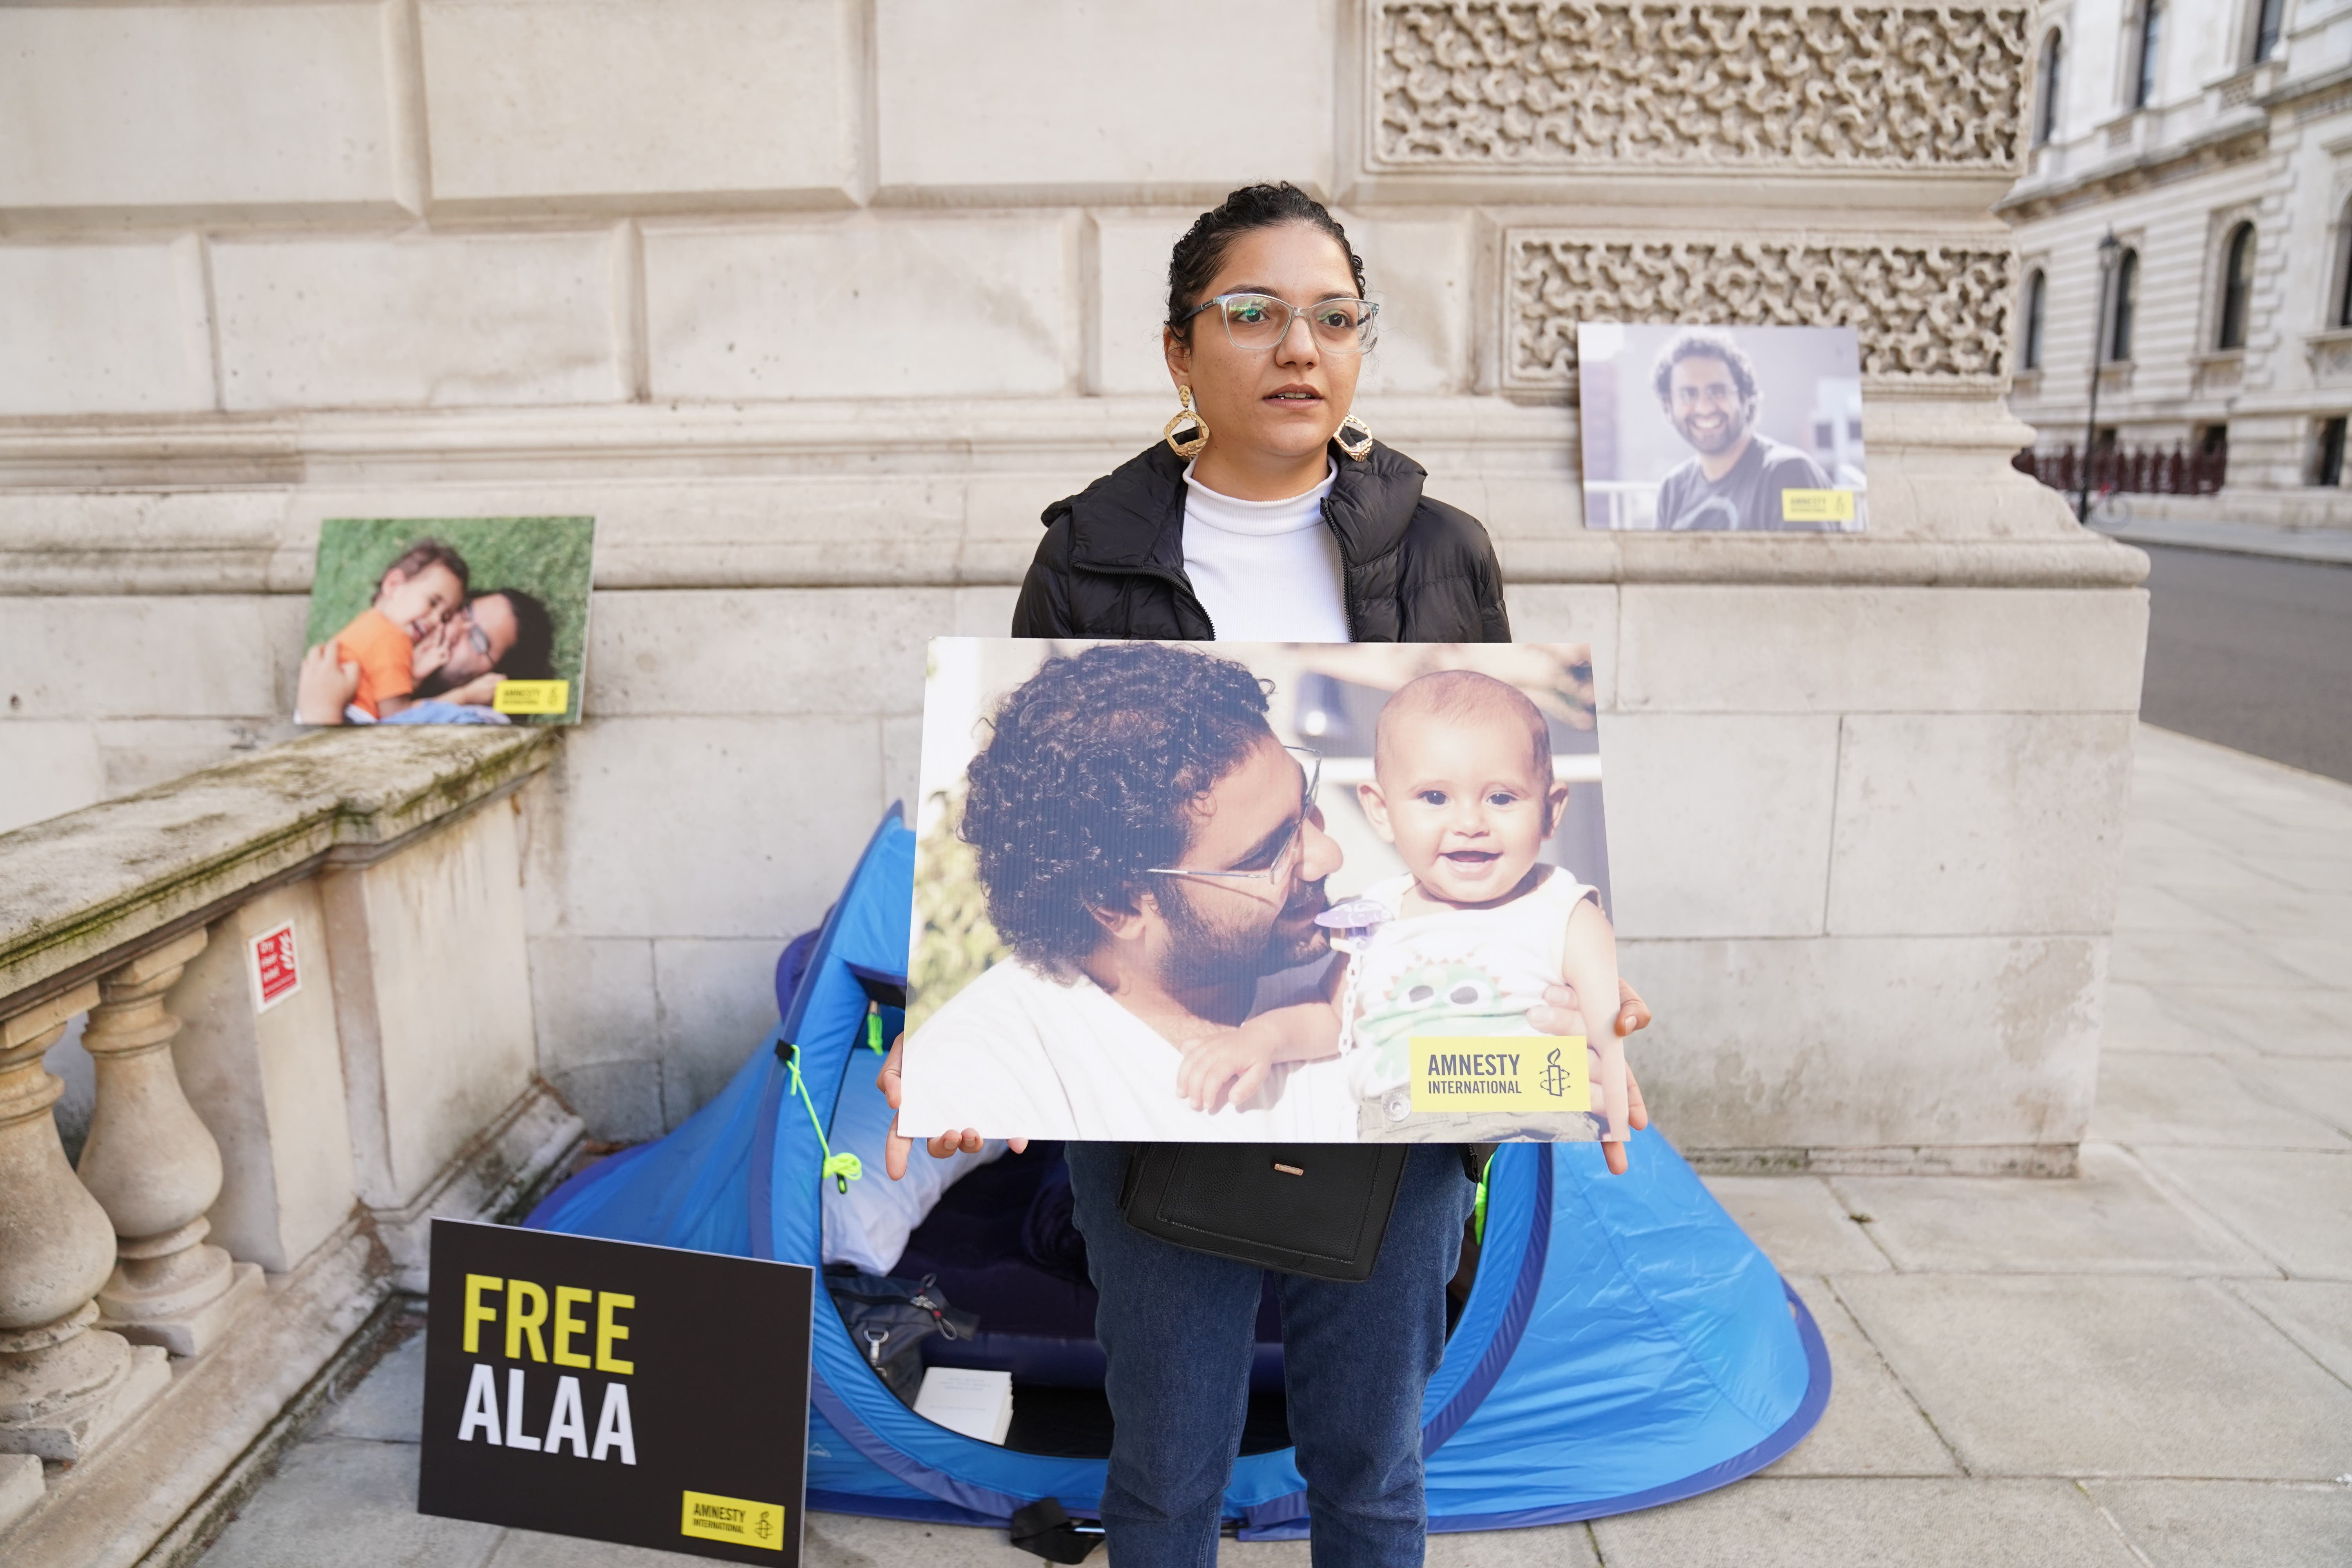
[1410,1036,1588,1114]
[1541,1047,1572,1099]
[680,1490,786,1551]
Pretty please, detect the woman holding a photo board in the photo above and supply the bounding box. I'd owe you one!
[878,183,1653,1566]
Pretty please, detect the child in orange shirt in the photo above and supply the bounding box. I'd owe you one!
[332,540,469,720]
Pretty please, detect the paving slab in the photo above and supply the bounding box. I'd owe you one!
[488,1514,1065,1568]
[2194,884,2352,942]
[316,1328,426,1442]
[2100,979,2259,1058]
[2238,851,2352,896]
[2265,933,2352,989]
[2114,842,2285,902]
[1834,1274,2352,1478]
[1590,1477,2144,1568]
[1763,1280,1956,1477]
[1826,1143,2275,1276]
[198,1439,502,1568]
[2087,1052,2350,1150]
[2111,882,2240,933]
[2137,1147,2352,1278]
[2086,1479,2352,1568]
[486,1527,698,1566]
[2109,929,2319,991]
[2241,1056,2352,1141]
[1700,1176,1891,1277]
[2154,983,2352,1059]
[2227,1279,2352,1388]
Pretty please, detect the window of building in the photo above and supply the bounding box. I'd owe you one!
[2337,214,2352,328]
[2107,249,2139,361]
[2133,1,2163,109]
[2217,223,2255,350]
[2022,269,2047,369]
[2253,0,2285,62]
[2035,33,2065,145]
[2318,417,2346,488]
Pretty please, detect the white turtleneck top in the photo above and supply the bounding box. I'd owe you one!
[1179,459,1350,642]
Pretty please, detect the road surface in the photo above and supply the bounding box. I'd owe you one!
[2138,543,2352,783]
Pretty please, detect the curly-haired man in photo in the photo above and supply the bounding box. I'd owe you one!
[896,641,1361,1141]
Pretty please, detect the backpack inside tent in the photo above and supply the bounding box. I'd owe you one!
[527,808,1829,1548]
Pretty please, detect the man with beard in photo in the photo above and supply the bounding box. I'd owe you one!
[892,642,1362,1141]
[1650,327,1835,532]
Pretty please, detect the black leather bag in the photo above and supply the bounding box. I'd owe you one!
[1118,1141,1410,1283]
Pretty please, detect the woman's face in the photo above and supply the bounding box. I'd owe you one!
[1165,223,1362,479]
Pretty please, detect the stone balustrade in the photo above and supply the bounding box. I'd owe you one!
[0,728,579,1561]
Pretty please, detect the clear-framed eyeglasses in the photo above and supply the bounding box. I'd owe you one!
[458,606,492,657]
[1177,294,1380,356]
[1146,747,1321,888]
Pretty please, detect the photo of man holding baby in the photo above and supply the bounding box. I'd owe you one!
[895,638,1631,1148]
[294,517,593,726]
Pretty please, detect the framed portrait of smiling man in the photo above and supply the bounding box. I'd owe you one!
[895,638,1632,1147]
[1577,323,1867,533]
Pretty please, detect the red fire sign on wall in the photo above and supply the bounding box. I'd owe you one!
[250,921,301,1013]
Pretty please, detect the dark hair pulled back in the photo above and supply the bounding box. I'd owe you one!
[1165,182,1366,340]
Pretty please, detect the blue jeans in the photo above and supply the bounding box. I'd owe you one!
[1066,1142,1476,1568]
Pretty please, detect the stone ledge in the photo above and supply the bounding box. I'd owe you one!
[0,728,557,1012]
[0,394,2146,593]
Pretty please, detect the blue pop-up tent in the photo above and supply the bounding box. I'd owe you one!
[528,808,1828,1541]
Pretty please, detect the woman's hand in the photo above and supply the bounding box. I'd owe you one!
[296,643,359,725]
[877,1034,1023,1180]
[1528,977,1652,1175]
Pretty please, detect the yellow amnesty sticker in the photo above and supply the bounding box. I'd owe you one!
[680,1490,786,1551]
[492,679,570,715]
[1780,488,1857,523]
[1411,1037,1589,1115]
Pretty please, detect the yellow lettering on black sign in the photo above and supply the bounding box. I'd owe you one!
[681,1490,785,1550]
[1411,1036,1590,1115]
[493,679,570,715]
[1780,488,1856,523]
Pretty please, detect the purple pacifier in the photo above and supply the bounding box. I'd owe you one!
[1315,897,1389,949]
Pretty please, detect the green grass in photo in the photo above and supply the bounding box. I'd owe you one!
[306,517,596,724]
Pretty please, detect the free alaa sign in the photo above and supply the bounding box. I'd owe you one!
[418,1219,814,1562]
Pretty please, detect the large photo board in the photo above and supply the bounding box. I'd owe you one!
[1578,323,1866,532]
[897,639,1630,1145]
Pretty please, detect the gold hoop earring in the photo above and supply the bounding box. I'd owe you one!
[1335,412,1374,462]
[1164,387,1209,459]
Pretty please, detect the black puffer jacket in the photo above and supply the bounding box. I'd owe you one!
[1011,437,1510,641]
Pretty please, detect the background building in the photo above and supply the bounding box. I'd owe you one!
[2004,0,2352,523]
[2,1,2144,1177]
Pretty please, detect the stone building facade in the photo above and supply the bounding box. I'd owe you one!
[0,2,2146,1174]
[2004,0,2352,523]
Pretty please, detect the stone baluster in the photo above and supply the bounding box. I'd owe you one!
[75,930,262,1359]
[0,983,168,1465]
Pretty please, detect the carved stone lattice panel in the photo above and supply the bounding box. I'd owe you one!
[1508,234,2014,388]
[1374,2,2027,169]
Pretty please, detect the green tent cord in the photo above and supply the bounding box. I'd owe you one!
[784,1049,862,1193]
[1472,1163,1490,1245]
[864,1001,885,1055]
